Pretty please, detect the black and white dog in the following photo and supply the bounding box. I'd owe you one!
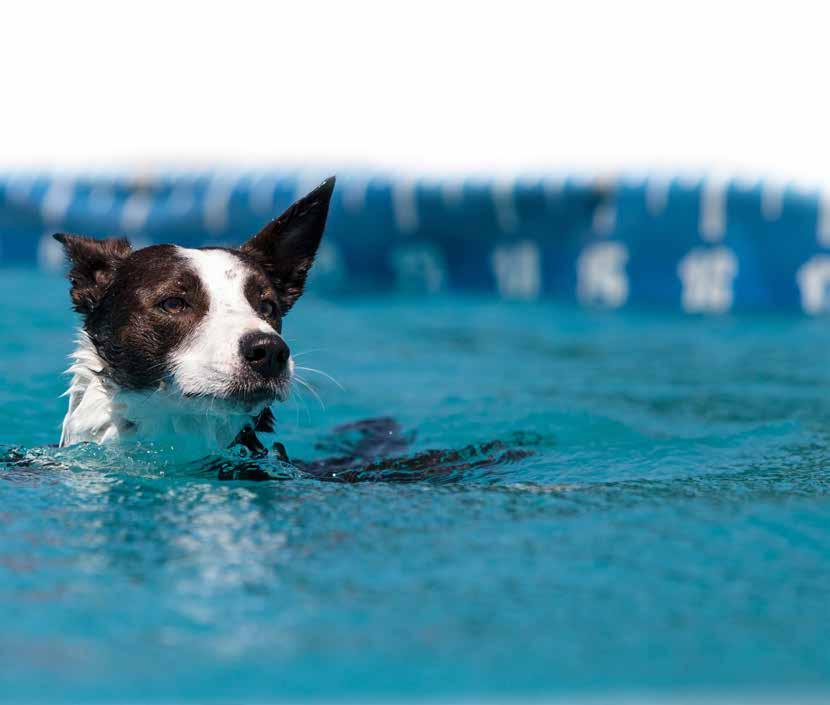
[56,177,335,457]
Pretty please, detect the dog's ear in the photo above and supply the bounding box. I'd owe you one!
[240,176,335,314]
[53,233,132,314]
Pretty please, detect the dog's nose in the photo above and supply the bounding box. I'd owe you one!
[239,332,290,378]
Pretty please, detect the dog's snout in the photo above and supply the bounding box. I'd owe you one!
[240,332,290,378]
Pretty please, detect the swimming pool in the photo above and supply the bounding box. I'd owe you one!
[2,269,829,702]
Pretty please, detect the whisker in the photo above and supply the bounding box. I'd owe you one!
[293,375,326,411]
[291,390,301,427]
[294,366,345,391]
[290,382,312,424]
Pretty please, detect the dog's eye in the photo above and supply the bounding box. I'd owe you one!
[159,297,188,314]
[258,299,278,318]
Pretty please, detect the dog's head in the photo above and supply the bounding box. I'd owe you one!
[56,177,335,412]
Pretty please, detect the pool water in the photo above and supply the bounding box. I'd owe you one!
[2,270,830,702]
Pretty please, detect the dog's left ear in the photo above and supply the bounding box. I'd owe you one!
[240,176,335,314]
[54,233,133,314]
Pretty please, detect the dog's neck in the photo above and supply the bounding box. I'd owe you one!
[60,333,260,456]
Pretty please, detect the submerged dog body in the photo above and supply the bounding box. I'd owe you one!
[57,177,335,455]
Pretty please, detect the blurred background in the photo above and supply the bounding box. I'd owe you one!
[3,1,830,313]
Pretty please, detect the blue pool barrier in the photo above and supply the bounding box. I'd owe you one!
[1,170,830,313]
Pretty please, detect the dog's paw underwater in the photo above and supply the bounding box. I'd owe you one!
[0,418,548,485]
[205,416,546,484]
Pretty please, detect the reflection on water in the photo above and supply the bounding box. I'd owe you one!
[3,420,830,701]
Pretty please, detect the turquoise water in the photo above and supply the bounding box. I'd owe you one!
[2,270,830,702]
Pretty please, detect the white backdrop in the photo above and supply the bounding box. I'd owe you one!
[1,0,828,186]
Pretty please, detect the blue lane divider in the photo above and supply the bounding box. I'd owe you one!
[1,170,829,313]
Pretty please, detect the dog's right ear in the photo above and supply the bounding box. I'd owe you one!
[53,234,132,314]
[240,176,335,314]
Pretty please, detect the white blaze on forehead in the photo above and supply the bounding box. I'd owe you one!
[179,247,270,323]
[170,247,275,397]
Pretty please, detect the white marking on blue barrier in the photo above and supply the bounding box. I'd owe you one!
[678,246,738,313]
[491,241,541,300]
[40,180,74,225]
[761,182,784,221]
[797,255,830,314]
[645,176,670,215]
[341,177,369,214]
[391,243,447,294]
[491,178,519,233]
[818,195,830,247]
[38,231,66,272]
[203,177,235,233]
[4,174,35,206]
[392,179,419,234]
[249,175,278,215]
[120,192,152,232]
[577,241,628,308]
[700,178,727,242]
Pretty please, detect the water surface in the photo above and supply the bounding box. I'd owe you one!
[2,271,830,702]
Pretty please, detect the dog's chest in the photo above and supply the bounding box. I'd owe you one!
[61,373,254,454]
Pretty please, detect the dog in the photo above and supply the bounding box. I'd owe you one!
[55,177,335,457]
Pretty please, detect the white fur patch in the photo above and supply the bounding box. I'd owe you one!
[60,333,118,446]
[170,247,285,398]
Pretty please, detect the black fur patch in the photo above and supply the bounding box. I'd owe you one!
[240,177,334,313]
[53,234,132,314]
[241,258,283,332]
[83,245,211,389]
